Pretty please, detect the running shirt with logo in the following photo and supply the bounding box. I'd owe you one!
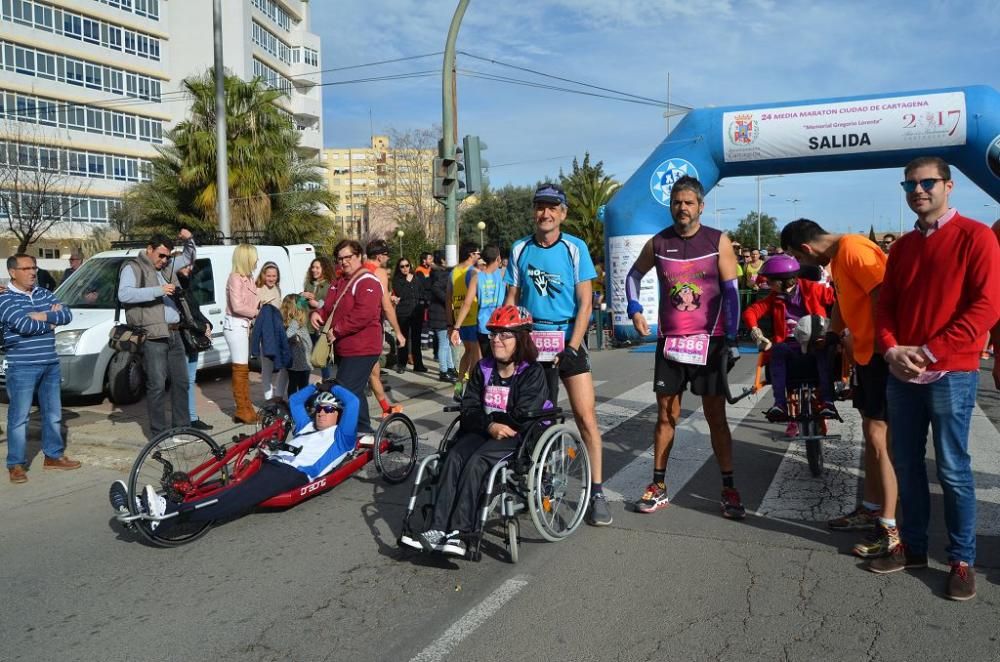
[476,269,505,334]
[451,264,478,328]
[653,225,724,338]
[506,232,596,340]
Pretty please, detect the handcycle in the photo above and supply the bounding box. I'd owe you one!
[399,404,591,563]
[115,402,418,547]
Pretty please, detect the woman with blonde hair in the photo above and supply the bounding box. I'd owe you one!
[225,244,259,423]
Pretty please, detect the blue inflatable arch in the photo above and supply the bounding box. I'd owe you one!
[604,85,1000,340]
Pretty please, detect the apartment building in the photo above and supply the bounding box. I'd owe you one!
[0,0,322,264]
[0,0,169,259]
[324,135,438,239]
[167,0,322,159]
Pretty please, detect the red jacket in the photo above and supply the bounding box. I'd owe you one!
[876,213,1000,371]
[742,279,834,343]
[318,270,383,357]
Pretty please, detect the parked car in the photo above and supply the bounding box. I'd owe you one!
[0,243,317,404]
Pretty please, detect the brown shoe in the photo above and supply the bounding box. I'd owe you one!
[9,465,28,483]
[43,455,82,470]
[946,562,976,601]
[867,543,928,574]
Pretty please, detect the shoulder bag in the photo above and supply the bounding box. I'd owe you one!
[310,271,364,369]
[108,261,147,353]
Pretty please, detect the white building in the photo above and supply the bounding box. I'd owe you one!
[0,0,323,263]
[167,0,323,159]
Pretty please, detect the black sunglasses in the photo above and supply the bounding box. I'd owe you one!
[900,178,946,194]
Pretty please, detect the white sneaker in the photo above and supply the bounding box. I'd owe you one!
[400,534,423,551]
[419,529,447,552]
[358,434,375,447]
[440,532,467,557]
[141,484,167,531]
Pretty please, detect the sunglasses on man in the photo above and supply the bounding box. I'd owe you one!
[900,178,946,194]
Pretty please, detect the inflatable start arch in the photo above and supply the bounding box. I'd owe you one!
[604,85,1000,340]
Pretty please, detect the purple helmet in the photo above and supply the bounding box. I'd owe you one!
[758,254,800,279]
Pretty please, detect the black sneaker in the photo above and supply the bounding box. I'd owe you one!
[765,404,789,422]
[586,493,613,526]
[946,562,976,601]
[817,402,840,421]
[189,419,213,431]
[721,487,746,520]
[439,533,467,557]
[439,372,457,384]
[108,480,129,513]
[395,364,405,375]
[413,366,430,373]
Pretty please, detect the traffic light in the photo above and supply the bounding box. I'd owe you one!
[433,150,465,201]
[462,135,489,196]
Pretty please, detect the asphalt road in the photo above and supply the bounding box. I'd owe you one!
[3,349,1000,662]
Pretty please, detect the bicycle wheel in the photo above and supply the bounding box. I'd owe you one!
[127,428,226,547]
[374,413,417,484]
[804,421,824,478]
[527,426,591,542]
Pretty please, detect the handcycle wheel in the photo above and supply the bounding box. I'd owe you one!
[803,419,824,477]
[438,415,462,453]
[374,413,418,484]
[127,428,226,547]
[506,518,520,564]
[527,426,592,542]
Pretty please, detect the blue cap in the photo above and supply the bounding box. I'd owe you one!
[533,183,567,206]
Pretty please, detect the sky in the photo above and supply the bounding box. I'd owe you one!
[310,0,1000,234]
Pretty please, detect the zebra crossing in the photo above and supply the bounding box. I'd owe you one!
[399,374,1000,537]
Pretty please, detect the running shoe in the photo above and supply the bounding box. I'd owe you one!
[852,523,900,559]
[140,485,167,531]
[357,434,376,448]
[765,404,789,422]
[585,492,613,526]
[635,482,670,513]
[400,533,423,551]
[817,401,840,420]
[439,533,467,557]
[108,480,129,514]
[784,421,800,438]
[828,505,879,531]
[720,487,746,520]
[418,529,447,552]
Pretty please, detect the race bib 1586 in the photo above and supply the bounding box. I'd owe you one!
[663,334,710,366]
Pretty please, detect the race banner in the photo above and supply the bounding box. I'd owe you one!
[723,91,967,162]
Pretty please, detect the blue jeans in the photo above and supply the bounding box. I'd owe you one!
[187,357,198,422]
[6,362,65,468]
[887,372,978,564]
[435,329,454,372]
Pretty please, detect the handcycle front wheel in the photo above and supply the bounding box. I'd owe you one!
[127,428,226,547]
[374,413,418,484]
[527,426,592,542]
[802,419,824,477]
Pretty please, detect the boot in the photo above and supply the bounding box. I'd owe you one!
[231,363,258,424]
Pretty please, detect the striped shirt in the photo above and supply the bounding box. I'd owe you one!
[0,284,73,366]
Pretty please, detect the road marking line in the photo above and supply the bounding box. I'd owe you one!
[602,384,765,503]
[409,575,530,662]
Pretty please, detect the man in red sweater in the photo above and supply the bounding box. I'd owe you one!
[993,220,1000,389]
[870,156,1000,601]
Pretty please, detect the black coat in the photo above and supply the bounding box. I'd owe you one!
[427,265,451,331]
[391,274,420,320]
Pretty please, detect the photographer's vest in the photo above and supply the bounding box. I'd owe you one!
[123,252,178,340]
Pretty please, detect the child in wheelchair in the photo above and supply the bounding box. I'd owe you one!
[741,255,839,423]
[400,305,551,556]
[108,381,360,529]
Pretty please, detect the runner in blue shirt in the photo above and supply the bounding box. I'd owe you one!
[504,182,611,526]
[452,246,505,359]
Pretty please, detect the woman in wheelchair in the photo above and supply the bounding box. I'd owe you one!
[402,305,550,556]
[108,382,360,529]
[741,254,839,422]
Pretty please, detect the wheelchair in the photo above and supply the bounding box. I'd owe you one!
[399,405,591,563]
[749,342,851,477]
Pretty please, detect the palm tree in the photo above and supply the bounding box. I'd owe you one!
[559,153,620,260]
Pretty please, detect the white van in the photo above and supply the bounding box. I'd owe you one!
[0,243,317,403]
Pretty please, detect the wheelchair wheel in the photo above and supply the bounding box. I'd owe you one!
[803,420,824,477]
[374,413,418,484]
[438,415,462,453]
[527,426,591,542]
[127,428,225,547]
[506,518,520,564]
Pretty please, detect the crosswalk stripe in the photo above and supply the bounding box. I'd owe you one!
[603,384,767,503]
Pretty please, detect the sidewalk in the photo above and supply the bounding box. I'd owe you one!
[4,360,459,459]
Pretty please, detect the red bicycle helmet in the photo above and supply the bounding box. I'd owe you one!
[758,254,801,280]
[486,305,534,332]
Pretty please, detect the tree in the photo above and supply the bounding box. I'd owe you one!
[118,70,336,244]
[459,184,536,252]
[0,121,92,253]
[559,153,620,261]
[730,211,779,250]
[365,127,442,241]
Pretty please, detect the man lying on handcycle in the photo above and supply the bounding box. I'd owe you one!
[108,381,359,529]
[401,305,551,556]
[741,254,839,422]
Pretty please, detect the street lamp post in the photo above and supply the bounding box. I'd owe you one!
[786,198,801,217]
[755,175,783,249]
[476,221,486,248]
[396,229,404,256]
[714,207,735,231]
